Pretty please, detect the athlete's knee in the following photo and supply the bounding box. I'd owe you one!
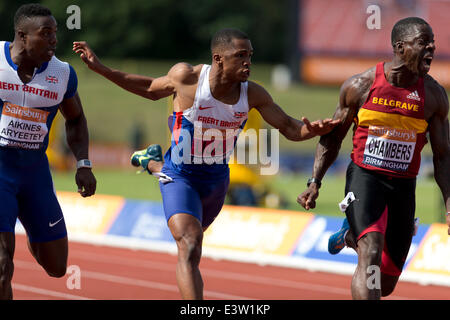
[0,253,14,288]
[357,234,383,265]
[361,245,382,264]
[42,259,67,278]
[45,260,67,278]
[177,232,203,265]
[29,237,68,278]
[169,214,204,265]
[381,284,395,297]
[381,273,399,297]
[46,267,67,278]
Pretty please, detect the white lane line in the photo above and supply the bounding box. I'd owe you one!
[81,270,252,300]
[12,283,92,300]
[14,259,251,300]
[69,250,350,296]
[67,249,414,299]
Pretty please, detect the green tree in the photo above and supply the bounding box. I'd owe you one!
[39,0,290,62]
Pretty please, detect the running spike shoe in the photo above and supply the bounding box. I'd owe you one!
[328,217,350,255]
[130,144,163,174]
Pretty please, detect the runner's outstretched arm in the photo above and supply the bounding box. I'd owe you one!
[72,41,177,101]
[249,82,340,141]
[428,84,450,234]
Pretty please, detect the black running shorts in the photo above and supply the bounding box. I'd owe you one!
[344,161,416,276]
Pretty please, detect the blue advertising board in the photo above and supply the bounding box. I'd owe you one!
[107,200,174,243]
[291,215,429,268]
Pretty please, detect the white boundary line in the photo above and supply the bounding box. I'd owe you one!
[68,248,351,297]
[12,283,92,300]
[65,232,450,288]
[13,259,251,300]
[15,230,450,289]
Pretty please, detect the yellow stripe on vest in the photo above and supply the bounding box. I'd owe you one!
[357,108,428,133]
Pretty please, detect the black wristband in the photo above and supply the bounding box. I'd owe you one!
[307,177,321,188]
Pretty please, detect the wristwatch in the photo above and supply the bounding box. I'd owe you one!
[307,177,321,188]
[76,159,92,169]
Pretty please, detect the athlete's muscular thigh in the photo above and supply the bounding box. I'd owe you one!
[345,162,387,238]
[28,236,68,277]
[17,164,67,243]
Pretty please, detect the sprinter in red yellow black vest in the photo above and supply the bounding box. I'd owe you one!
[298,17,450,300]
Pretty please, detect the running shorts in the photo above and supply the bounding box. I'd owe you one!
[344,161,416,276]
[159,164,230,229]
[0,155,67,242]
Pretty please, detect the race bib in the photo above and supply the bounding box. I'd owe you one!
[363,125,417,172]
[0,102,49,149]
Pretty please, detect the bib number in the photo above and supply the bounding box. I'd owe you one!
[0,102,49,150]
[363,125,417,172]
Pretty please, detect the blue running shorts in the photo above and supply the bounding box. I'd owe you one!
[159,165,230,228]
[0,156,67,242]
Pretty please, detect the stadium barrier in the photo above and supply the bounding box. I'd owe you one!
[15,191,450,287]
[302,56,450,89]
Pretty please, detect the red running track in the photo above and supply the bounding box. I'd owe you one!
[11,234,450,300]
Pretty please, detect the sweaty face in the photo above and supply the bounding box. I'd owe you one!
[220,38,253,82]
[20,15,58,63]
[400,24,435,76]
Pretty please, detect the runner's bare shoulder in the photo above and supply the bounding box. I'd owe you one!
[340,66,377,107]
[168,63,203,86]
[247,80,272,109]
[423,74,449,116]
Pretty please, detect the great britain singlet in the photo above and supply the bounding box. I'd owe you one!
[0,41,77,166]
[351,62,428,178]
[0,41,76,242]
[164,64,249,179]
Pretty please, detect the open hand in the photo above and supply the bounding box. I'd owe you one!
[73,41,104,73]
[302,117,341,136]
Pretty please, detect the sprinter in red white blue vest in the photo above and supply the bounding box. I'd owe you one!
[0,4,96,300]
[73,28,341,299]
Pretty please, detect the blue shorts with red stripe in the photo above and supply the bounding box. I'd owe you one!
[159,163,229,229]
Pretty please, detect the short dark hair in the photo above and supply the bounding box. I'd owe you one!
[211,28,249,52]
[14,3,52,31]
[391,17,429,47]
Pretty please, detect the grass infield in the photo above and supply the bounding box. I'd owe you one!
[52,168,445,225]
